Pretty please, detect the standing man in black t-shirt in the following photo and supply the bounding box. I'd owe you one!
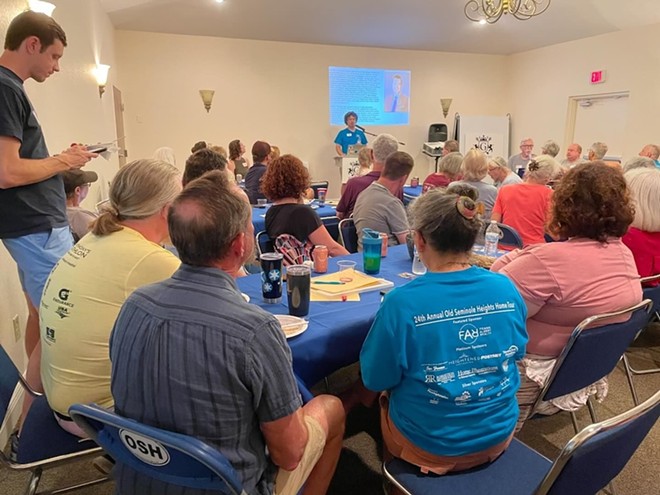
[0,11,96,361]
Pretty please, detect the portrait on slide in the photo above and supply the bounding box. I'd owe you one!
[384,73,410,113]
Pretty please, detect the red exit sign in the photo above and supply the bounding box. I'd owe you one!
[590,70,606,84]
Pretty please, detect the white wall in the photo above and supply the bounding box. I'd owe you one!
[507,22,660,161]
[115,30,510,196]
[0,0,118,369]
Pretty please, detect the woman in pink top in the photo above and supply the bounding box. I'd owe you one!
[492,155,559,246]
[622,168,660,285]
[492,162,642,429]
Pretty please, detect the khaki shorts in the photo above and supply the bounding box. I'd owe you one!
[274,415,326,495]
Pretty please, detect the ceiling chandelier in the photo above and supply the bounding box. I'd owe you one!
[465,0,552,24]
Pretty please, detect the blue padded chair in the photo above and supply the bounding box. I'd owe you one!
[0,344,107,495]
[528,299,653,433]
[383,389,660,495]
[255,230,274,259]
[496,222,524,249]
[338,218,358,253]
[310,181,329,199]
[622,274,660,405]
[322,215,341,242]
[69,403,246,495]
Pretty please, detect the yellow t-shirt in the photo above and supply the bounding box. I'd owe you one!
[40,227,180,415]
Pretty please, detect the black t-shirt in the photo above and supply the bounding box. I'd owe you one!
[265,203,322,243]
[0,66,67,238]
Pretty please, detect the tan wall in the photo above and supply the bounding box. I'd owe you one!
[0,0,118,368]
[115,30,510,196]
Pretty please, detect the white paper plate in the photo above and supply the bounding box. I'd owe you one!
[242,293,250,303]
[274,314,309,339]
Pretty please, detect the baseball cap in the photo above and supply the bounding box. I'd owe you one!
[62,169,98,195]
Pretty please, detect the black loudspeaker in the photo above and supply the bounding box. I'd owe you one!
[428,123,448,142]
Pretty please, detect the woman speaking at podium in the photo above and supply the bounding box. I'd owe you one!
[334,111,367,156]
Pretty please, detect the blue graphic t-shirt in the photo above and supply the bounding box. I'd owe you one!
[360,266,528,456]
[334,127,367,154]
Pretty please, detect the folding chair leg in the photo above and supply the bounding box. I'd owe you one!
[586,398,598,424]
[569,411,580,434]
[622,354,640,406]
[26,468,42,495]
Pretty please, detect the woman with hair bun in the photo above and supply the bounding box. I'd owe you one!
[360,189,528,475]
[492,154,559,246]
[39,159,182,436]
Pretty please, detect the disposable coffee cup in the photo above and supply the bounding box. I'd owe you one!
[317,188,327,205]
[260,253,283,303]
[286,264,311,317]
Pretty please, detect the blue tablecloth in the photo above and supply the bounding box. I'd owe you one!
[236,245,415,387]
[403,185,422,205]
[251,202,338,233]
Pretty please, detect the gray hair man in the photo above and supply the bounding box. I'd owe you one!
[110,171,345,495]
[487,156,522,189]
[561,143,585,168]
[336,133,399,219]
[507,137,535,173]
[639,143,660,168]
[353,151,415,250]
[540,140,560,158]
[588,142,608,161]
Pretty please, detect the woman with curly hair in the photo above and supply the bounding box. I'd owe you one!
[263,155,348,257]
[491,155,559,246]
[228,139,250,179]
[491,162,642,428]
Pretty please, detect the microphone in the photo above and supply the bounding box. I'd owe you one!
[355,125,366,131]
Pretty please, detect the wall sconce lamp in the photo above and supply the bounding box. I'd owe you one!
[28,0,56,16]
[440,98,453,118]
[92,64,110,98]
[199,90,215,113]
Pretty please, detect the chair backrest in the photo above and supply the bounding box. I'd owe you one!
[310,181,329,199]
[255,230,274,259]
[497,222,524,248]
[536,389,660,495]
[641,274,660,317]
[69,404,245,495]
[275,234,313,266]
[338,218,358,253]
[322,215,341,242]
[533,299,653,408]
[0,344,21,425]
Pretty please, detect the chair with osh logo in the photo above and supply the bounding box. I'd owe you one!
[0,344,107,495]
[383,389,660,495]
[496,222,524,249]
[69,403,247,495]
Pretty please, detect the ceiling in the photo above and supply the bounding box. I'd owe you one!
[99,0,660,55]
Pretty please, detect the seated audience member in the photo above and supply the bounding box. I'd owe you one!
[40,159,182,435]
[245,140,272,204]
[263,154,348,258]
[492,155,559,246]
[588,141,621,169]
[491,163,642,428]
[487,155,522,189]
[507,137,535,172]
[270,144,281,162]
[152,146,176,166]
[340,147,373,196]
[336,133,399,219]
[110,171,345,495]
[638,143,660,168]
[353,151,414,250]
[183,147,236,186]
[561,143,585,168]
[623,155,655,173]
[229,139,250,179]
[360,189,527,475]
[210,144,228,158]
[61,169,98,242]
[422,151,463,193]
[449,149,498,221]
[191,140,207,153]
[622,168,660,282]
[540,140,560,158]
[442,139,459,156]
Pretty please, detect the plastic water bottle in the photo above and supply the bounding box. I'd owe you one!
[485,220,501,257]
[412,246,427,275]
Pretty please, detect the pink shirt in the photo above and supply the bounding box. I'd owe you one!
[493,183,552,246]
[491,238,642,357]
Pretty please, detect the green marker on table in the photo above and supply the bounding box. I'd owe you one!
[312,281,345,285]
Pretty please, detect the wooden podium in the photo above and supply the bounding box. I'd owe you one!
[334,156,360,184]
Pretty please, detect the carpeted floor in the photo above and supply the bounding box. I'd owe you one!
[2,324,659,495]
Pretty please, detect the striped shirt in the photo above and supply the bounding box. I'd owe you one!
[110,265,302,495]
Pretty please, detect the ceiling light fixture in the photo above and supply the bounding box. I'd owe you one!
[28,0,56,16]
[464,0,551,24]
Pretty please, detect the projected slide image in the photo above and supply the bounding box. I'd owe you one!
[329,66,411,126]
